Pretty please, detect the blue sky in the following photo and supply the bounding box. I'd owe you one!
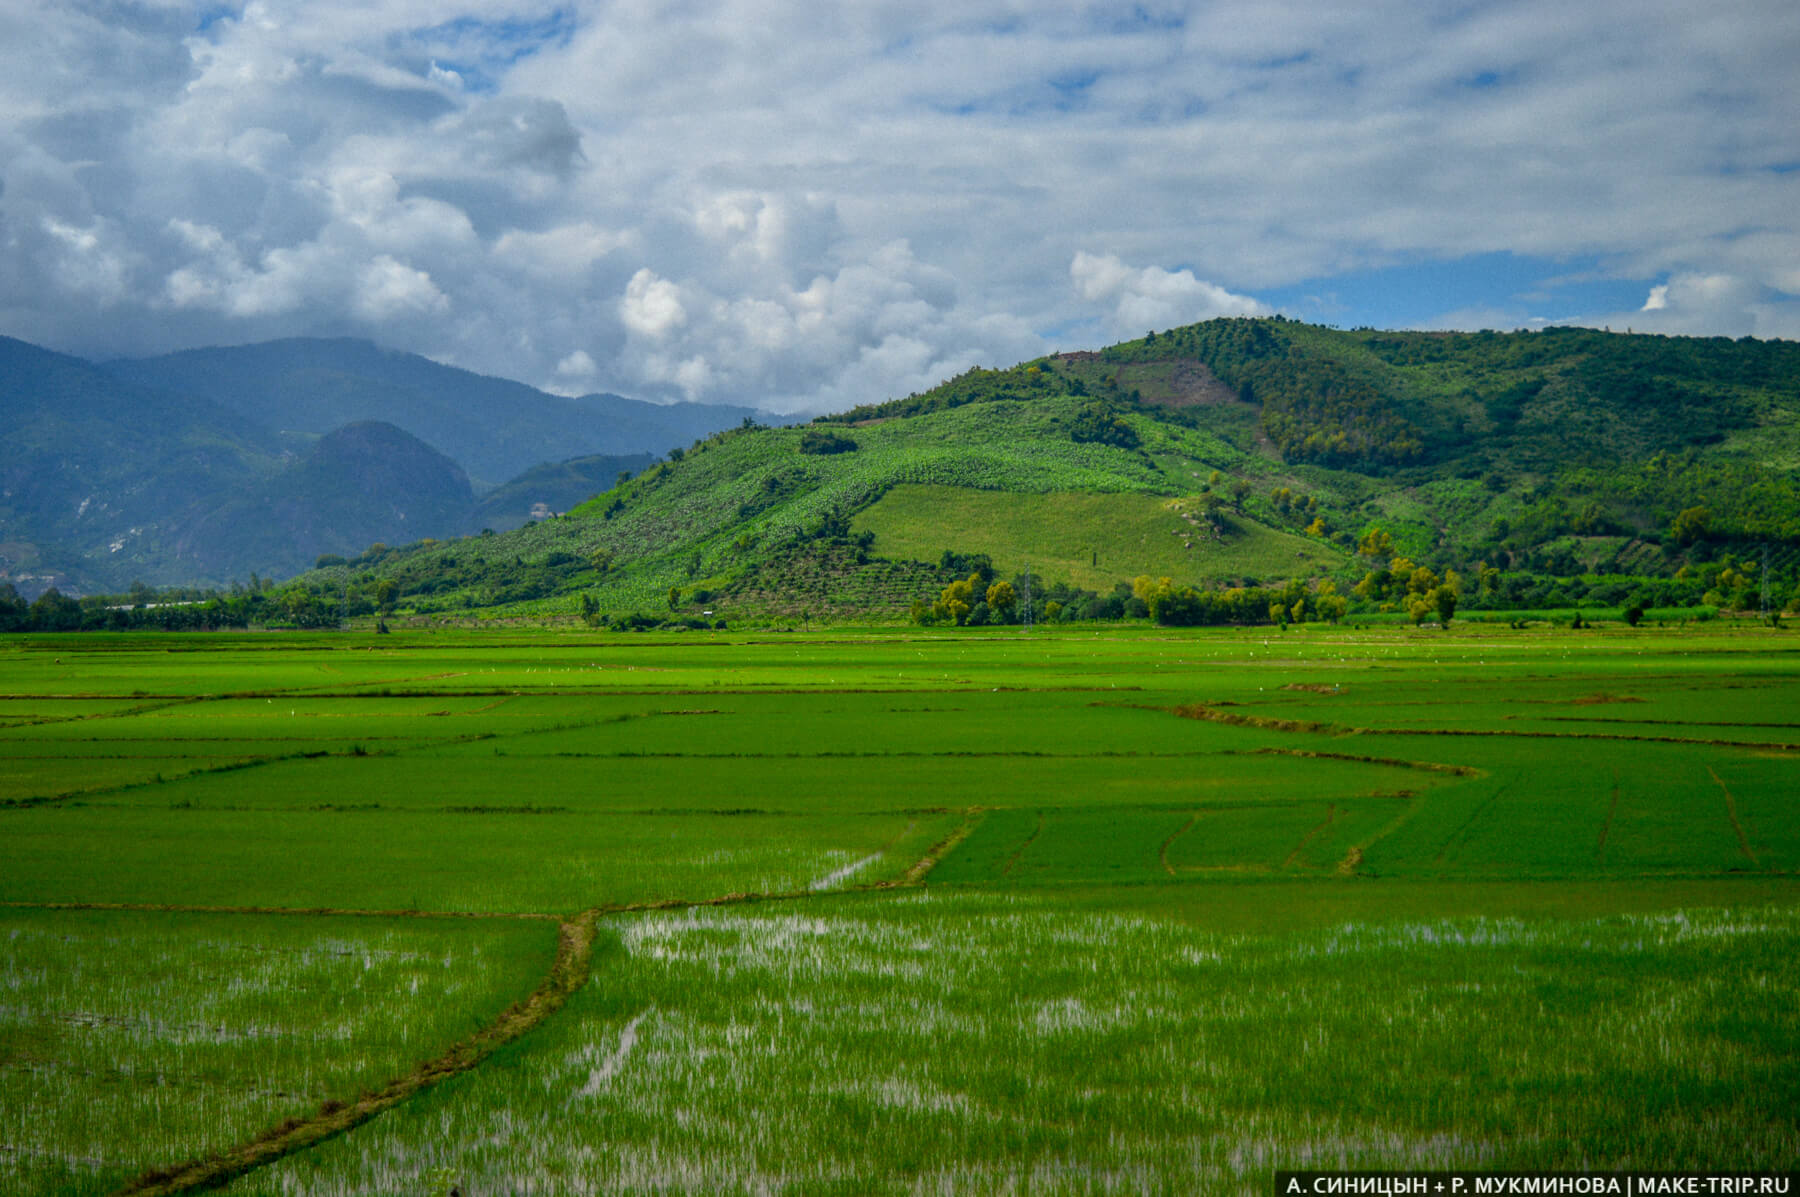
[1260,254,1657,334]
[2,1,1797,413]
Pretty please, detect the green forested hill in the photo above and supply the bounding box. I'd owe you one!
[1039,320,1800,555]
[0,337,281,592]
[259,319,1800,627]
[465,452,659,534]
[168,422,475,582]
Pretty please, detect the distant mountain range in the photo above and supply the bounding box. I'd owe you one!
[106,339,758,488]
[0,335,764,594]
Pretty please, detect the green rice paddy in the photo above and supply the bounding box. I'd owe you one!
[1,623,1796,1192]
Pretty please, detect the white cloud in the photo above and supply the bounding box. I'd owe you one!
[619,269,687,338]
[355,255,448,321]
[1071,251,1269,338]
[555,349,596,379]
[39,217,133,305]
[1,0,1796,412]
[1585,271,1800,340]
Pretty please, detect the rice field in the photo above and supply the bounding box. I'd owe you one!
[229,897,1800,1196]
[0,909,555,1195]
[1,623,1796,1192]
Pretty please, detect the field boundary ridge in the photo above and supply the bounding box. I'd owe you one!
[112,909,599,1196]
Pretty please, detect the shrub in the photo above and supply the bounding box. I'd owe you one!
[800,429,859,455]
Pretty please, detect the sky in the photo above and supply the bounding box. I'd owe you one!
[3,1,1798,416]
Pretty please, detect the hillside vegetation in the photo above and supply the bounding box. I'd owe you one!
[27,318,1800,630]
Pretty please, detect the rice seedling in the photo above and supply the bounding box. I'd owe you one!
[0,909,555,1195]
[1,624,1795,1193]
[230,897,1800,1195]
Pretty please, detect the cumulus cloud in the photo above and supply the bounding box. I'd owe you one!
[355,255,448,321]
[619,269,687,339]
[1,0,1797,412]
[555,348,596,379]
[1595,271,1800,340]
[1071,252,1270,338]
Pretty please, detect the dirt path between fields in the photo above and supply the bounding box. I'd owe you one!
[902,808,984,884]
[1160,813,1200,875]
[114,909,601,1197]
[1170,702,1800,752]
[67,809,989,1195]
[1238,745,1479,776]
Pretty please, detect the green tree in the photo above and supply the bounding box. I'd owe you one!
[0,583,28,632]
[30,588,83,631]
[933,573,986,626]
[1670,506,1712,544]
[985,580,1018,621]
[1149,585,1206,626]
[1357,528,1395,560]
[1434,585,1457,627]
[1069,403,1140,449]
[799,429,858,455]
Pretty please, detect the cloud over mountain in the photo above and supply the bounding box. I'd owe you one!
[2,0,1797,413]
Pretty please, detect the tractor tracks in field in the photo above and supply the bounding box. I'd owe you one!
[1433,780,1514,866]
[1003,811,1045,878]
[1708,767,1760,868]
[1284,804,1337,870]
[1597,772,1621,864]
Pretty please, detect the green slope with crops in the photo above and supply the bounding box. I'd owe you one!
[242,317,1800,627]
[286,390,1348,623]
[851,485,1341,591]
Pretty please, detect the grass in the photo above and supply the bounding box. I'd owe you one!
[0,908,555,1196]
[0,804,944,913]
[850,483,1345,589]
[229,896,1800,1195]
[2,623,1797,1191]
